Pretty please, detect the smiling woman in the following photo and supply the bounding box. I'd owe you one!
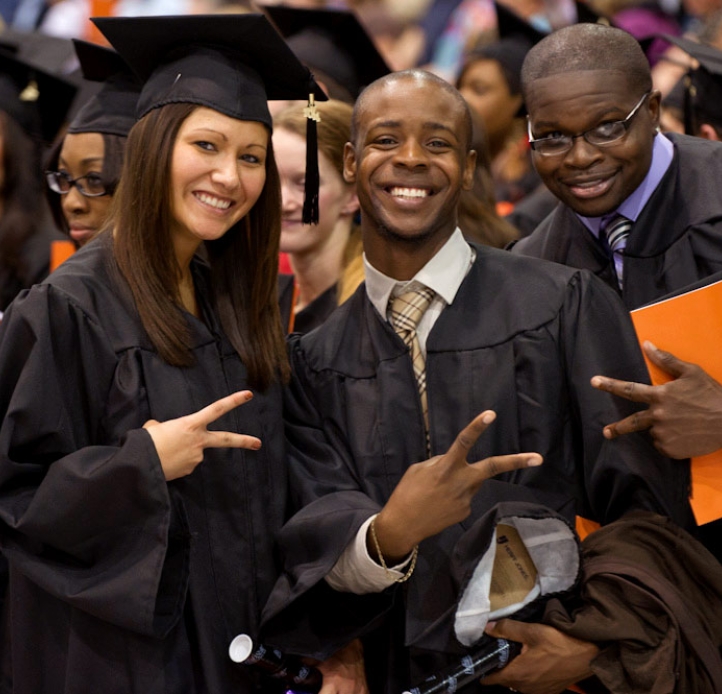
[169,109,268,270]
[0,13,336,694]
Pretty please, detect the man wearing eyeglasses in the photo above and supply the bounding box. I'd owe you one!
[512,23,722,310]
[512,23,722,564]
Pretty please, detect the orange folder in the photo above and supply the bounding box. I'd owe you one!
[50,240,76,272]
[630,279,722,525]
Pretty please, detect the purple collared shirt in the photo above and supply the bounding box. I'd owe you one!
[577,133,674,281]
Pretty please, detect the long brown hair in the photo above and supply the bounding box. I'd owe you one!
[112,103,288,389]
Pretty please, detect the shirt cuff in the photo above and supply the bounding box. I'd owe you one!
[324,514,413,594]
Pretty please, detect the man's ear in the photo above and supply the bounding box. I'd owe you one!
[698,123,722,141]
[343,141,357,184]
[341,191,360,217]
[648,90,662,131]
[462,149,477,191]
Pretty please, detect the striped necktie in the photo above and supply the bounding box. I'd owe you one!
[389,285,436,448]
[603,214,632,288]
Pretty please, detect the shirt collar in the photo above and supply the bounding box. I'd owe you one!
[577,132,674,237]
[364,228,472,319]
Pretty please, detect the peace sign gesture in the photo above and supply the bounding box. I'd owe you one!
[143,390,262,481]
[370,411,543,564]
[591,341,722,458]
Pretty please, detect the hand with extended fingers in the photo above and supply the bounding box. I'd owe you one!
[591,341,722,459]
[370,411,543,563]
[143,390,262,481]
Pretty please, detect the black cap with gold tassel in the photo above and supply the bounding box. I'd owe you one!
[0,49,76,143]
[92,14,328,224]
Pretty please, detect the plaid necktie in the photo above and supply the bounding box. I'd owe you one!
[603,214,632,288]
[389,285,436,447]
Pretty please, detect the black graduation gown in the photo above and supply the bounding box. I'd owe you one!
[504,184,559,239]
[262,245,695,693]
[0,236,286,694]
[278,275,339,335]
[292,284,338,335]
[511,133,722,311]
[0,221,67,313]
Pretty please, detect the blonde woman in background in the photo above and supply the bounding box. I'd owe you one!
[274,99,362,333]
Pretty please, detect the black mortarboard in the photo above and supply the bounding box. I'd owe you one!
[93,14,326,127]
[93,13,328,223]
[264,5,390,101]
[68,40,142,138]
[659,34,722,132]
[574,0,604,24]
[0,28,77,75]
[494,1,547,49]
[0,48,77,143]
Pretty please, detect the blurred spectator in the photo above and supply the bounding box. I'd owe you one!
[0,49,75,313]
[458,109,520,246]
[274,99,362,333]
[456,5,545,211]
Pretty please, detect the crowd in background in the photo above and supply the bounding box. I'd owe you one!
[4,0,722,312]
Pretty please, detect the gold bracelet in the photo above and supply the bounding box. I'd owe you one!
[369,517,418,583]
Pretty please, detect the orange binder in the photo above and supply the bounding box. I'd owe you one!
[50,240,76,272]
[630,279,722,525]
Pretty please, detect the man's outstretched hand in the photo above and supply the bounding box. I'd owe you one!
[591,341,722,458]
[371,411,543,563]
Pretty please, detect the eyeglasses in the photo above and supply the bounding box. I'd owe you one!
[45,170,110,197]
[527,92,651,157]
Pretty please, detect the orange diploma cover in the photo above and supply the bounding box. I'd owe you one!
[630,279,722,525]
[50,240,76,273]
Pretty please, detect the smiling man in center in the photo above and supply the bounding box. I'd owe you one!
[262,69,694,694]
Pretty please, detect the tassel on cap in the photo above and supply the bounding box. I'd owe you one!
[19,79,39,102]
[303,90,321,225]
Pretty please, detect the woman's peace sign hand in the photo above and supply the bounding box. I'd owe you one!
[143,391,261,481]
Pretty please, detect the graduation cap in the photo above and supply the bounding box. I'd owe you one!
[659,34,722,133]
[263,5,391,101]
[494,1,547,50]
[0,48,77,144]
[68,40,142,138]
[93,13,328,223]
[0,28,78,75]
[574,0,604,24]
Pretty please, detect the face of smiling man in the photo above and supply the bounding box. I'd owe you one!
[344,73,476,274]
[525,70,660,218]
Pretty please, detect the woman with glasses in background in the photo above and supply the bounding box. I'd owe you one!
[45,40,140,249]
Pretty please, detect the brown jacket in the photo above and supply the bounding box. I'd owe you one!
[544,512,722,694]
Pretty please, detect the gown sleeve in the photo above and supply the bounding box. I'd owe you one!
[260,335,393,658]
[560,271,695,530]
[0,284,188,638]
